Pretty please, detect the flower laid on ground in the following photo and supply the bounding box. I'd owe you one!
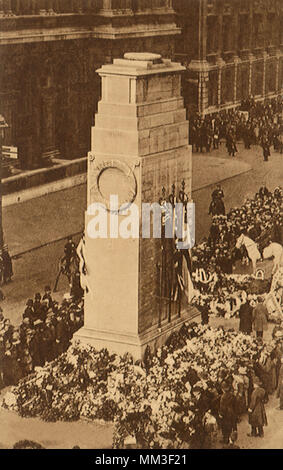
[2,323,279,449]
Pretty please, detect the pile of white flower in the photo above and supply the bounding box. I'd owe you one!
[2,323,276,448]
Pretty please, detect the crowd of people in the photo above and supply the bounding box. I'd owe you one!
[192,184,283,278]
[163,325,283,448]
[190,96,283,160]
[0,287,84,389]
[218,335,283,444]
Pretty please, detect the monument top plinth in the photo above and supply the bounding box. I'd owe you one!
[124,52,162,63]
[96,52,185,77]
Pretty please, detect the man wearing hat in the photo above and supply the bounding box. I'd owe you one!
[64,237,76,274]
[219,382,238,444]
[42,318,56,363]
[248,377,268,437]
[55,314,69,356]
[239,298,253,335]
[23,299,35,324]
[40,299,49,322]
[252,297,269,339]
[32,320,45,367]
[42,286,53,310]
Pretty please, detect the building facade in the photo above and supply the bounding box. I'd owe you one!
[0,0,283,169]
[0,0,178,169]
[174,0,283,116]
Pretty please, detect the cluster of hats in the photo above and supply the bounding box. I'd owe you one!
[0,309,21,354]
[192,187,282,274]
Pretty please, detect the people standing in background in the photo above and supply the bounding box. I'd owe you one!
[239,299,253,335]
[252,297,269,339]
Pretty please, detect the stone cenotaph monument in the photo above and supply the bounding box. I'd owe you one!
[75,53,193,360]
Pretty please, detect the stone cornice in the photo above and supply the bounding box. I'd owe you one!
[0,26,181,45]
[0,11,180,45]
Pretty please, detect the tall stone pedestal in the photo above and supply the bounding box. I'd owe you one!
[74,53,193,360]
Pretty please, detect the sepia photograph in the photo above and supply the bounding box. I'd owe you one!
[0,0,282,456]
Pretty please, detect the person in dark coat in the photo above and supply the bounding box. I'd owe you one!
[42,286,53,309]
[248,378,268,437]
[212,184,224,201]
[252,297,269,339]
[23,299,35,324]
[208,220,220,248]
[33,293,43,321]
[262,138,270,162]
[258,185,270,199]
[39,299,49,322]
[239,299,253,334]
[64,237,76,273]
[199,302,209,325]
[42,319,56,363]
[276,356,283,410]
[32,320,45,367]
[0,336,5,388]
[55,315,69,356]
[70,272,84,301]
[219,382,238,444]
[2,245,13,283]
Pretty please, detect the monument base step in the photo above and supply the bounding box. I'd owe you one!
[73,306,200,361]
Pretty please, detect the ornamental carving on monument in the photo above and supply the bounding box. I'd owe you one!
[89,159,138,212]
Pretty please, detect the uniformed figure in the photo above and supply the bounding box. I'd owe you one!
[262,137,270,162]
[2,245,13,284]
[64,237,76,272]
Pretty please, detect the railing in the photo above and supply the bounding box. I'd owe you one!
[0,0,172,16]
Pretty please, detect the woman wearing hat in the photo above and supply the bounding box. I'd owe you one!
[248,377,268,438]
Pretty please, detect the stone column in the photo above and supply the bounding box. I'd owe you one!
[40,88,60,162]
[74,53,193,360]
[188,0,209,115]
[262,49,269,97]
[275,49,282,92]
[248,55,255,96]
[233,56,241,104]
